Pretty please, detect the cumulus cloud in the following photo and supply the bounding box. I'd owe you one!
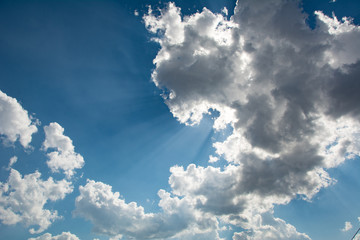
[232,212,310,240]
[28,232,80,240]
[142,0,360,238]
[75,0,360,239]
[43,122,84,178]
[0,90,38,148]
[0,169,73,234]
[74,179,221,240]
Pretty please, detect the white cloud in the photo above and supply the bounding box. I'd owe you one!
[144,2,184,45]
[342,221,353,232]
[232,212,311,240]
[74,179,220,239]
[0,90,38,148]
[28,232,80,240]
[43,122,84,178]
[0,169,73,234]
[222,7,228,16]
[208,155,219,163]
[7,156,18,169]
[315,11,360,68]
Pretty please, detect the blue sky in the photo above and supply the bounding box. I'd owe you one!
[0,0,360,239]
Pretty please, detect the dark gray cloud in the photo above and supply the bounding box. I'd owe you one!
[326,61,360,118]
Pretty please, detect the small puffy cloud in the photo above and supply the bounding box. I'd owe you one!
[222,7,228,16]
[341,221,353,232]
[0,90,38,148]
[43,122,84,178]
[28,232,80,240]
[0,169,73,234]
[208,155,219,163]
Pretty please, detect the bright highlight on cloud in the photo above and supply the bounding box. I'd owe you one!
[73,0,360,239]
[0,90,38,148]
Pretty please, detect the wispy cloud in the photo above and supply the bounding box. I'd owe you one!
[342,221,353,232]
[28,231,80,240]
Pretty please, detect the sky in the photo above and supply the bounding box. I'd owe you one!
[0,0,360,239]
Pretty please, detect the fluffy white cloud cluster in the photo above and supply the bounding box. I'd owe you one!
[0,91,82,234]
[28,232,80,240]
[74,0,360,239]
[0,169,73,234]
[43,122,85,178]
[0,90,38,148]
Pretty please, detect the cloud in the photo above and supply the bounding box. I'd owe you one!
[28,232,80,240]
[0,169,73,234]
[74,179,220,239]
[232,212,310,240]
[342,221,353,232]
[0,90,38,148]
[43,122,85,178]
[208,155,219,163]
[74,0,360,238]
[143,0,360,238]
[7,156,18,169]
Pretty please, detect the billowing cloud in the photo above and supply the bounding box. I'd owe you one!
[73,0,360,238]
[142,0,360,238]
[0,169,73,234]
[28,232,80,240]
[43,122,85,178]
[0,90,38,148]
